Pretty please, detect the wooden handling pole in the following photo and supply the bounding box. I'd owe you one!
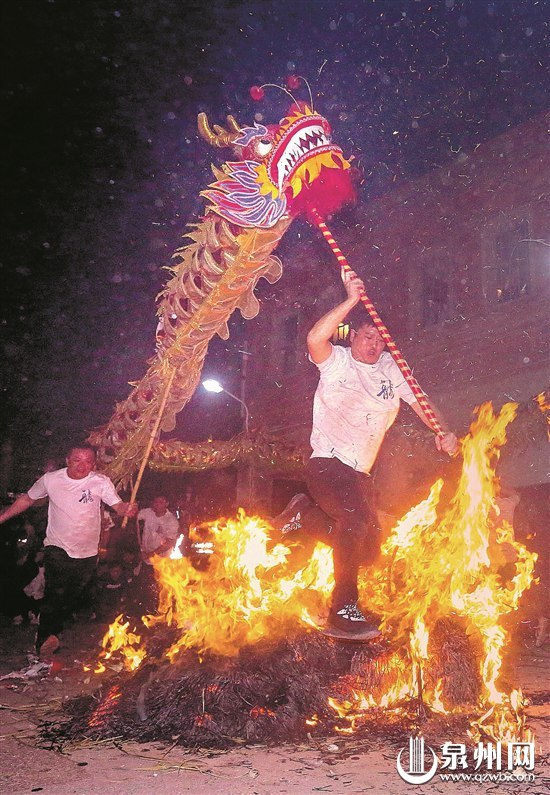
[120,367,177,529]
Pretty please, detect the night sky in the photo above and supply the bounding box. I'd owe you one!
[1,0,548,485]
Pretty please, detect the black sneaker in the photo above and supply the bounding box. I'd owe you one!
[272,493,312,535]
[328,603,382,638]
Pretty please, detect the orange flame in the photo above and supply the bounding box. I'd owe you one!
[535,391,550,439]
[332,402,537,738]
[95,613,146,672]
[143,512,334,659]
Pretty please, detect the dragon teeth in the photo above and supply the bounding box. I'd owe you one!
[276,126,330,187]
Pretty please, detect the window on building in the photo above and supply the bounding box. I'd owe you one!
[332,322,350,343]
[495,220,530,302]
[422,272,449,327]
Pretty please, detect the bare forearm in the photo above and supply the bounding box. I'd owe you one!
[309,296,358,343]
[0,494,35,525]
[307,296,359,363]
[308,269,365,363]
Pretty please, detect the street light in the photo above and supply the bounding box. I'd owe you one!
[202,378,250,433]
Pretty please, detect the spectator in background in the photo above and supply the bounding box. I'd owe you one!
[95,560,134,619]
[137,495,180,561]
[136,495,180,613]
[11,519,44,625]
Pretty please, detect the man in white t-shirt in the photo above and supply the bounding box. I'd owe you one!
[0,444,137,657]
[275,269,458,639]
[137,496,180,562]
[136,496,180,613]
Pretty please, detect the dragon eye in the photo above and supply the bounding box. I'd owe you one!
[255,139,273,157]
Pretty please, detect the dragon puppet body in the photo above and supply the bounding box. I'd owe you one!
[90,103,355,485]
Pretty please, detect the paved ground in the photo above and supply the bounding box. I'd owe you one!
[0,617,548,795]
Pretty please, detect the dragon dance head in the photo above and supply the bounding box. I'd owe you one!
[199,103,355,228]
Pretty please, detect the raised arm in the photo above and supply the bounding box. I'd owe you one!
[307,269,364,364]
[0,493,37,525]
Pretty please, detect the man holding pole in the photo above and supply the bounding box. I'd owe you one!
[0,443,137,657]
[275,269,458,639]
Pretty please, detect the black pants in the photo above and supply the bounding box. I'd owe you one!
[36,546,96,648]
[135,562,160,615]
[304,457,380,613]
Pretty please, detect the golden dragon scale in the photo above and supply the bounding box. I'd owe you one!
[89,103,353,486]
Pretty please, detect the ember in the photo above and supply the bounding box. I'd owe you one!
[54,627,481,748]
[63,634,391,746]
[47,402,537,748]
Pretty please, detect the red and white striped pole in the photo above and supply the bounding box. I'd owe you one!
[310,207,444,438]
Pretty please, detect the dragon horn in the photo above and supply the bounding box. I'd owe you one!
[197,113,242,148]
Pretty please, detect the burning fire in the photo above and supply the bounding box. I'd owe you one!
[342,402,537,739]
[93,401,537,741]
[93,514,334,669]
[146,513,334,658]
[535,390,550,439]
[90,614,146,673]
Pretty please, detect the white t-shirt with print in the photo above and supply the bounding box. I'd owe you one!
[137,507,180,559]
[27,468,121,558]
[310,345,417,473]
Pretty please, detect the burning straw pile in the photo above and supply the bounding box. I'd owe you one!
[48,402,537,748]
[52,623,479,748]
[64,633,385,746]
